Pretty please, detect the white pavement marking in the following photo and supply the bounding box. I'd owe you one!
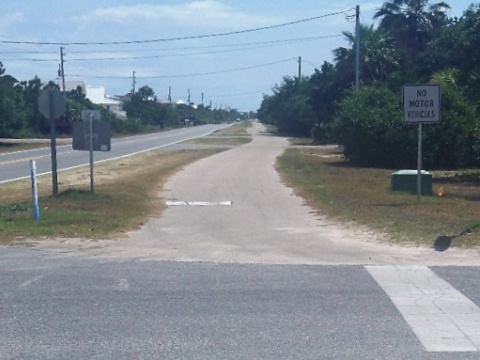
[165,201,188,206]
[165,201,232,206]
[366,265,480,352]
[117,278,129,291]
[19,275,45,288]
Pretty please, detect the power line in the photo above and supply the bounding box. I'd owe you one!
[69,36,340,61]
[66,58,295,79]
[132,59,295,78]
[73,35,341,54]
[2,38,340,62]
[0,34,341,55]
[0,35,342,62]
[0,9,354,46]
[303,59,320,69]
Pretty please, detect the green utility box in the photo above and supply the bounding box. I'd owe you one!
[391,170,433,195]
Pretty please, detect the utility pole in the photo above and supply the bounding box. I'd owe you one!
[355,5,361,89]
[131,71,136,94]
[201,92,204,105]
[188,89,191,104]
[297,56,302,81]
[60,47,66,98]
[168,86,172,103]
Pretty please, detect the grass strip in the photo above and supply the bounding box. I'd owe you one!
[277,146,480,248]
[180,123,252,146]
[0,149,223,244]
[213,122,252,136]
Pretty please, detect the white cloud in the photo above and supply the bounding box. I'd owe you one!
[0,12,24,33]
[71,0,274,29]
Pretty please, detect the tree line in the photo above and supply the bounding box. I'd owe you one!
[0,69,246,139]
[258,1,480,169]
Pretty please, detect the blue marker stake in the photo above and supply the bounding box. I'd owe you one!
[30,160,40,221]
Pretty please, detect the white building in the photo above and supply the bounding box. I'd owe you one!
[62,81,126,119]
[85,86,123,113]
[85,86,126,119]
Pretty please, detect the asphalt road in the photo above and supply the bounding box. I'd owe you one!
[0,248,479,359]
[1,122,479,359]
[0,124,227,184]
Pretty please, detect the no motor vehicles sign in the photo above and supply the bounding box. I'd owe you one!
[403,84,441,124]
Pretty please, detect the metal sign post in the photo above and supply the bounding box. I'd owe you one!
[73,110,110,193]
[403,84,441,202]
[79,110,102,193]
[417,124,423,203]
[48,91,59,196]
[89,113,95,193]
[38,89,66,196]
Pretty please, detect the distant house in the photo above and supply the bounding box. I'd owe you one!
[85,86,122,112]
[85,86,126,119]
[173,99,198,109]
[61,82,127,119]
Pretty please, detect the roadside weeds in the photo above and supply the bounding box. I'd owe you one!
[276,145,480,249]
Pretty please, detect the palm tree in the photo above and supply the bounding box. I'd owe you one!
[374,0,450,59]
[333,25,399,85]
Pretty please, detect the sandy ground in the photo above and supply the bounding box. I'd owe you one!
[28,123,480,266]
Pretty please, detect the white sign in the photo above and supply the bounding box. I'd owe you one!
[403,84,441,124]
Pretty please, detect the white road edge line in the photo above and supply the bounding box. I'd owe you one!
[0,126,226,185]
[366,265,480,352]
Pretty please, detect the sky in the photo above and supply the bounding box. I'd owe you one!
[0,0,475,112]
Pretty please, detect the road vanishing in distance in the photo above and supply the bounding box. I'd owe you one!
[0,124,228,184]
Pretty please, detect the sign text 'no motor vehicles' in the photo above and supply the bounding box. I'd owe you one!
[403,85,441,124]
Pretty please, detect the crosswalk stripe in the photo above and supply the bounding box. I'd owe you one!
[366,265,480,352]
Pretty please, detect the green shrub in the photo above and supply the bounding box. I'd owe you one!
[333,85,417,168]
[333,77,480,169]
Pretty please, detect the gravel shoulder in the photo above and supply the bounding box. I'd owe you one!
[30,123,480,266]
